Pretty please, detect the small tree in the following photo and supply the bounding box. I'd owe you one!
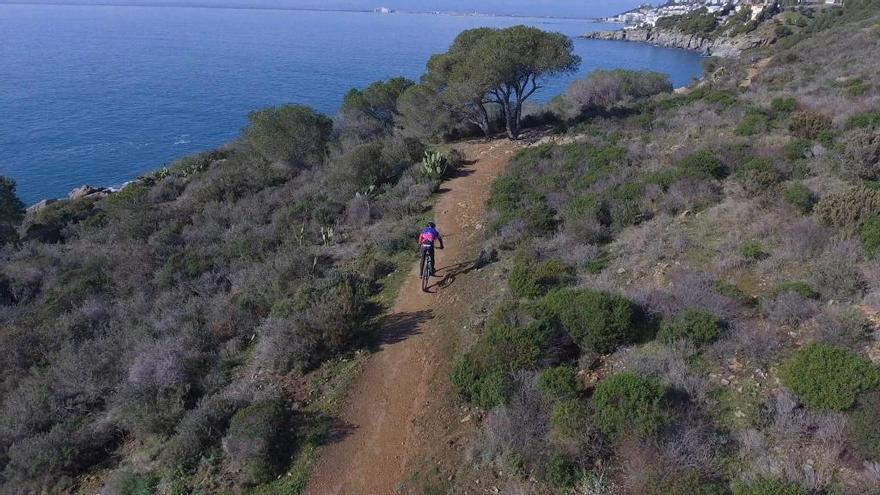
[339,77,414,138]
[424,26,580,140]
[244,104,333,168]
[0,176,25,225]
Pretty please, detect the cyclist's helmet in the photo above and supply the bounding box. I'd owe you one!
[427,222,436,228]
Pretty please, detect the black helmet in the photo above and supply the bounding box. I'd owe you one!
[427,222,436,228]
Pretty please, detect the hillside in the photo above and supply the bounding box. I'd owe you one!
[0,2,879,495]
[433,2,880,494]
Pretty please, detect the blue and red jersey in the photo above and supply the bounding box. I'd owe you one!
[418,226,440,246]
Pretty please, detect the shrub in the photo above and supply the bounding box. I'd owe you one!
[862,214,880,258]
[783,183,815,213]
[736,158,781,196]
[843,128,880,180]
[779,343,880,411]
[732,478,807,495]
[222,398,291,486]
[783,139,812,161]
[844,110,880,130]
[245,104,333,167]
[657,309,724,346]
[549,399,590,440]
[0,176,25,224]
[789,110,833,140]
[771,97,797,114]
[451,320,552,408]
[677,150,726,180]
[102,470,160,495]
[537,366,578,400]
[848,391,880,461]
[814,186,880,227]
[736,110,770,136]
[537,288,645,354]
[541,453,579,488]
[592,373,668,440]
[557,69,671,118]
[773,281,818,299]
[508,251,572,299]
[740,240,769,260]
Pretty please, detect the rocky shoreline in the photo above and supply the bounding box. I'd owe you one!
[581,27,769,58]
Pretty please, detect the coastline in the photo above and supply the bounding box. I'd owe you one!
[581,27,768,58]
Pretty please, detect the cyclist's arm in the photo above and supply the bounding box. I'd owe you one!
[438,234,445,249]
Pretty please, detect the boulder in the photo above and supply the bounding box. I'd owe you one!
[68,185,111,200]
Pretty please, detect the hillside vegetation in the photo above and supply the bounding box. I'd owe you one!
[0,25,585,495]
[445,2,880,494]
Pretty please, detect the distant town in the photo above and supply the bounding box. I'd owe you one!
[603,0,840,28]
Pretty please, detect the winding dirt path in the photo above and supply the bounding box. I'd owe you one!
[305,139,517,495]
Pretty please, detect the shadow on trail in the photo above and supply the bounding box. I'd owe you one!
[371,309,434,349]
[424,249,498,293]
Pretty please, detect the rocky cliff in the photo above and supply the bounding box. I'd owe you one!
[581,27,769,58]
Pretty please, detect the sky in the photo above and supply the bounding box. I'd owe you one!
[4,0,648,17]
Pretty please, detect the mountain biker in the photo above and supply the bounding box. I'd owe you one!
[418,222,444,279]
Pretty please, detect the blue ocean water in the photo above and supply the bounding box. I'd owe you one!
[0,4,703,203]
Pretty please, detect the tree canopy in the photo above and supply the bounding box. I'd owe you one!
[0,176,25,224]
[423,25,580,139]
[339,77,414,139]
[244,104,333,168]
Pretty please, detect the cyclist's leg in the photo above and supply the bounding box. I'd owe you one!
[428,246,436,276]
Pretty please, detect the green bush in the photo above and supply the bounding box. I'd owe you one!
[814,185,880,227]
[736,158,781,196]
[537,288,645,354]
[223,398,290,486]
[677,150,726,180]
[245,104,333,167]
[657,309,724,346]
[773,281,818,299]
[843,128,880,181]
[658,471,725,495]
[487,175,556,235]
[450,358,507,409]
[450,320,552,408]
[845,110,880,130]
[508,250,572,299]
[862,214,880,258]
[780,343,880,411]
[784,139,812,161]
[550,399,590,440]
[732,478,807,495]
[790,110,833,140]
[102,470,160,495]
[771,97,797,114]
[0,176,25,224]
[736,110,770,136]
[740,240,769,260]
[783,183,815,213]
[541,453,579,488]
[593,373,668,440]
[848,391,880,461]
[537,366,578,400]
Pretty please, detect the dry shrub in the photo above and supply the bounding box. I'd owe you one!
[808,240,865,300]
[842,128,880,180]
[482,371,553,472]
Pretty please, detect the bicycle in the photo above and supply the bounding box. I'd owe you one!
[421,249,434,292]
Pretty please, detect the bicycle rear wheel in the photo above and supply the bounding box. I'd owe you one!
[421,254,431,292]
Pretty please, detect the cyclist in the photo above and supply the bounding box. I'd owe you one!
[418,222,444,279]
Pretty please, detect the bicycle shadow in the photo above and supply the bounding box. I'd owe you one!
[423,249,497,293]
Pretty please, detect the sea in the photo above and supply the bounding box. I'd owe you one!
[0,3,704,204]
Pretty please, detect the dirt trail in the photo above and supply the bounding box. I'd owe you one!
[305,139,518,495]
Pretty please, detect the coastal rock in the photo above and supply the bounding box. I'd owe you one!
[27,198,58,213]
[68,185,111,200]
[581,28,769,57]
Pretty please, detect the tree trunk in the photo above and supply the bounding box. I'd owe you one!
[504,101,519,140]
[476,101,492,139]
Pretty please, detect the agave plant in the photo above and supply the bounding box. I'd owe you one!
[421,151,449,180]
